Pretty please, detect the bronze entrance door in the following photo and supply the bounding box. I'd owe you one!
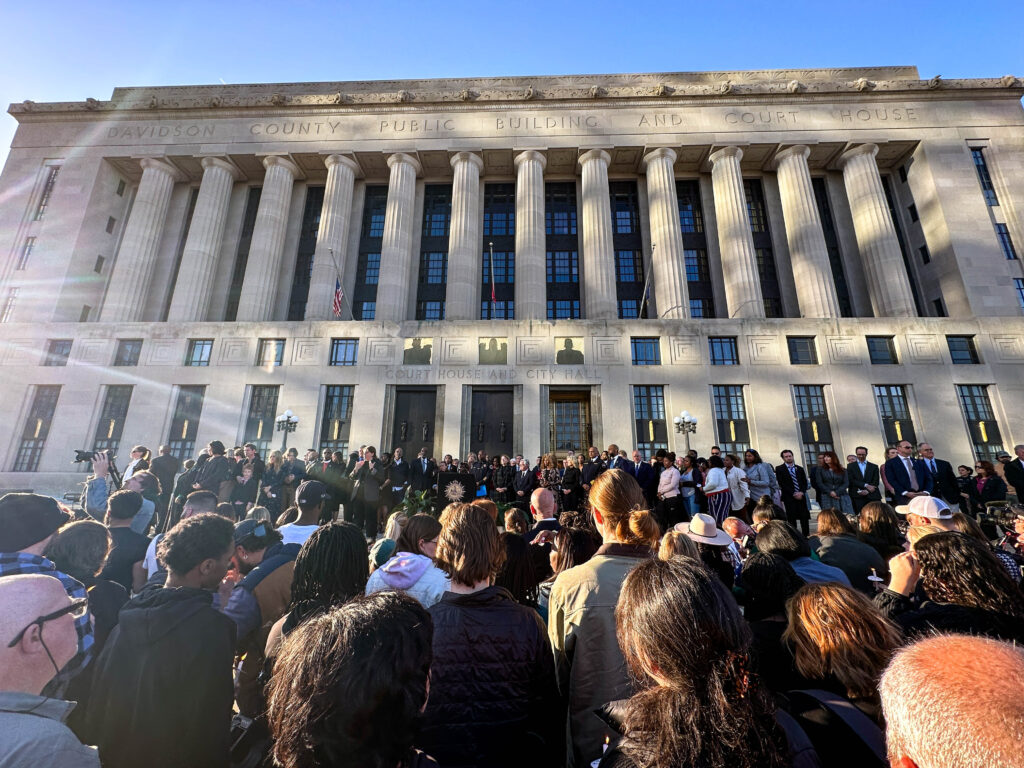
[391,387,437,458]
[548,390,592,459]
[469,388,514,459]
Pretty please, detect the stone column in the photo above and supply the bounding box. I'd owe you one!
[167,157,240,322]
[100,157,180,321]
[306,154,359,319]
[374,152,421,322]
[642,147,690,319]
[236,155,300,322]
[445,152,485,320]
[774,145,841,318]
[839,144,916,317]
[578,149,617,320]
[514,150,547,320]
[709,146,765,318]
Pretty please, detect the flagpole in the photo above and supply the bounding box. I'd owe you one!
[488,241,496,318]
[328,248,356,320]
[639,243,655,319]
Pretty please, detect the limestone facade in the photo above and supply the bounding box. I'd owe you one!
[1,66,1023,494]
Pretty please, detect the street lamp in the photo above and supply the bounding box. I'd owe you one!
[673,410,698,454]
[275,410,299,451]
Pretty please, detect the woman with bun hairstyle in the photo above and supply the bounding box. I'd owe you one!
[548,468,659,768]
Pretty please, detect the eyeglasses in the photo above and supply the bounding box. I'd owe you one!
[7,598,89,648]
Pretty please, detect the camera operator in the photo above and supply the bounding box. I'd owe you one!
[85,451,162,535]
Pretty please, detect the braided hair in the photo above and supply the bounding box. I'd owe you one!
[287,522,369,628]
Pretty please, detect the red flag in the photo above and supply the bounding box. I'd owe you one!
[332,279,343,318]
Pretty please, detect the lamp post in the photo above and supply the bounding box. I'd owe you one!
[275,410,299,452]
[673,410,698,454]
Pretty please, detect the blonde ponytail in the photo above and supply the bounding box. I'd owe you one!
[590,469,660,547]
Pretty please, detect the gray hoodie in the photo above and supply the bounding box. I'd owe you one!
[365,552,450,608]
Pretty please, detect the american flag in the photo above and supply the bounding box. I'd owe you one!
[332,279,343,318]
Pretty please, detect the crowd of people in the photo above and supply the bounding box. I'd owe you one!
[2,436,1024,768]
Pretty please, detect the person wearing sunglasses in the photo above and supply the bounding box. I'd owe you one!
[0,574,100,766]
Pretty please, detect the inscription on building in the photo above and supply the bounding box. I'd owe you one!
[107,124,216,139]
[250,121,344,135]
[495,114,600,131]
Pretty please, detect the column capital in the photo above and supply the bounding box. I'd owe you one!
[138,156,184,181]
[773,144,811,168]
[261,154,301,177]
[199,155,242,180]
[709,145,744,164]
[642,146,678,169]
[323,153,360,174]
[578,148,611,167]
[449,151,484,172]
[514,149,547,170]
[838,143,879,167]
[386,152,422,175]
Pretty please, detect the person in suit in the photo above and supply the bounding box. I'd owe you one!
[525,488,561,543]
[512,459,536,509]
[560,456,583,512]
[385,447,412,511]
[846,445,882,513]
[349,446,385,541]
[605,444,633,473]
[917,442,960,505]
[998,447,1024,503]
[883,440,934,507]
[630,449,658,508]
[775,449,811,536]
[581,446,604,497]
[409,447,437,493]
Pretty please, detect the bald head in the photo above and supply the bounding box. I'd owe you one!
[880,634,1024,768]
[530,487,555,520]
[0,574,79,694]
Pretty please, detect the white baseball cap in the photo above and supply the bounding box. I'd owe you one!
[894,495,953,520]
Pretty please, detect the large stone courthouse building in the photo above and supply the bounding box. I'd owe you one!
[1,66,1022,494]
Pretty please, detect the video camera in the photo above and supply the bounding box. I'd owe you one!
[73,449,115,463]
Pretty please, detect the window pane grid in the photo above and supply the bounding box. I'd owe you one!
[546,251,579,283]
[416,301,445,320]
[995,224,1018,260]
[418,252,448,284]
[43,339,72,367]
[792,385,834,469]
[971,148,999,206]
[947,335,979,364]
[1,288,18,323]
[633,385,668,454]
[185,339,213,367]
[547,299,580,319]
[712,385,750,454]
[873,385,917,446]
[358,253,380,285]
[320,385,354,455]
[615,250,644,283]
[630,338,661,366]
[92,385,133,455]
[481,300,514,319]
[12,385,60,472]
[709,337,739,365]
[113,339,143,367]
[788,337,818,365]
[16,237,35,270]
[34,166,60,221]
[167,386,205,461]
[329,339,358,366]
[956,384,1004,462]
[244,385,280,457]
[256,339,285,366]
[483,251,515,283]
[677,181,705,234]
[867,336,898,365]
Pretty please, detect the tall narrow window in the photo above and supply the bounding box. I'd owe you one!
[167,386,205,461]
[354,186,387,320]
[811,178,853,316]
[882,177,924,316]
[288,185,325,320]
[792,385,834,469]
[633,386,668,456]
[244,385,280,457]
[92,385,133,455]
[482,183,515,318]
[416,185,451,319]
[970,148,999,206]
[1,287,18,323]
[161,186,199,321]
[712,385,750,455]
[320,385,354,455]
[610,181,645,318]
[34,166,60,221]
[1015,278,1024,311]
[225,187,262,321]
[15,237,35,270]
[12,385,60,472]
[545,182,580,318]
[743,179,783,317]
[873,385,917,447]
[956,385,1005,462]
[677,180,714,318]
[995,223,1018,260]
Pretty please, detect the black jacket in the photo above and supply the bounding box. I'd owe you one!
[194,455,233,493]
[581,458,604,488]
[493,464,517,503]
[1004,457,1024,495]
[967,475,1008,514]
[420,586,562,768]
[874,589,1024,644]
[513,468,536,502]
[83,584,236,768]
[410,456,438,492]
[845,461,882,503]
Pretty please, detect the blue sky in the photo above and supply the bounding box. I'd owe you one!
[1,0,1022,169]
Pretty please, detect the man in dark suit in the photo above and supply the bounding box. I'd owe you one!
[1003,446,1024,502]
[775,449,811,536]
[847,445,882,513]
[581,446,604,495]
[630,449,658,507]
[525,487,561,542]
[349,446,384,540]
[917,442,960,505]
[149,445,181,530]
[385,447,412,510]
[512,459,536,509]
[883,440,934,507]
[605,444,633,474]
[409,447,437,493]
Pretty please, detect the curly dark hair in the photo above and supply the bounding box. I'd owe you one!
[740,552,805,622]
[289,522,369,622]
[44,520,111,581]
[615,557,788,768]
[914,532,1024,619]
[157,513,234,575]
[267,592,433,768]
